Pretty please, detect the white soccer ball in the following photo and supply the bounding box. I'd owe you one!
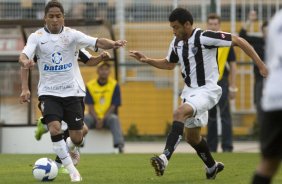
[32,158,58,181]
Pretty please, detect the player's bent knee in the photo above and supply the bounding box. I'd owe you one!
[70,136,83,145]
[173,108,187,121]
[48,122,61,136]
[83,124,89,136]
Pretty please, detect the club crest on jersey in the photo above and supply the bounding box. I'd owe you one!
[52,52,62,64]
[43,52,72,72]
[192,47,198,55]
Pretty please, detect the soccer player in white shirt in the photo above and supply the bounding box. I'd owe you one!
[252,10,282,184]
[130,8,267,180]
[19,0,126,182]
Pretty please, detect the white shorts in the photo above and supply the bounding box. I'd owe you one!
[180,84,222,128]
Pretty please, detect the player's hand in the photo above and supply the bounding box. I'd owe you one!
[113,40,127,49]
[96,119,104,129]
[129,51,148,63]
[259,63,268,77]
[20,59,35,69]
[100,51,111,61]
[20,89,31,104]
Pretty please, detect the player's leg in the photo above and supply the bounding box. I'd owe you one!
[150,103,192,176]
[39,96,80,182]
[185,125,224,179]
[55,122,88,175]
[251,110,282,184]
[65,97,86,148]
[63,97,85,181]
[207,106,218,152]
[184,85,224,179]
[252,158,280,184]
[103,114,125,153]
[34,117,48,140]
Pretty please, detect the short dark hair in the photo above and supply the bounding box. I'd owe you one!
[45,0,64,15]
[98,62,111,69]
[207,13,221,23]
[169,8,193,25]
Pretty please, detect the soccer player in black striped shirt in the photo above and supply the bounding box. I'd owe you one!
[130,8,267,180]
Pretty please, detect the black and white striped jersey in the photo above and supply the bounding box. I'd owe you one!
[166,28,232,88]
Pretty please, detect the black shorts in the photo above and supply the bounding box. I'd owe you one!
[260,110,282,158]
[38,95,85,130]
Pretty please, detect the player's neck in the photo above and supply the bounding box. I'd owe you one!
[183,27,195,41]
[98,78,108,86]
[44,25,64,34]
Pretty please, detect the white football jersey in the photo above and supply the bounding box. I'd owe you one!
[22,26,97,97]
[262,10,282,111]
[166,28,232,88]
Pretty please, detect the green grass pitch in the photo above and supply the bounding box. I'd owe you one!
[0,153,281,183]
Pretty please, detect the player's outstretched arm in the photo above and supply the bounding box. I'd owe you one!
[96,38,127,50]
[232,35,268,77]
[129,51,176,70]
[19,67,31,104]
[86,51,111,66]
[19,53,35,69]
[19,53,33,104]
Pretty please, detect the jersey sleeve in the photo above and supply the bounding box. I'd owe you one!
[200,30,232,48]
[74,30,98,50]
[85,87,94,105]
[165,38,179,63]
[111,84,121,106]
[227,46,236,62]
[78,48,92,64]
[22,33,37,59]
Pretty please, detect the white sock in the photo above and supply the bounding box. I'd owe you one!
[65,163,79,175]
[53,140,77,174]
[207,163,217,174]
[159,154,169,167]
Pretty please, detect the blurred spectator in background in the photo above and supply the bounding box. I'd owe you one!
[206,14,237,152]
[95,0,108,20]
[84,62,124,153]
[239,10,268,127]
[68,2,86,19]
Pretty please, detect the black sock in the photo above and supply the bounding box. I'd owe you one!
[51,134,63,142]
[55,155,62,164]
[252,173,271,184]
[162,121,184,160]
[63,130,69,141]
[192,138,216,168]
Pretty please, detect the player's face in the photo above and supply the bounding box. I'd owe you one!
[98,66,110,80]
[45,7,64,34]
[207,19,220,31]
[170,20,191,40]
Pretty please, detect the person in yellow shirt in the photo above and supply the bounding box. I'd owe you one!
[84,62,124,153]
[206,14,237,152]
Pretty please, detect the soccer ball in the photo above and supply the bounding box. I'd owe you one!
[32,158,58,181]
